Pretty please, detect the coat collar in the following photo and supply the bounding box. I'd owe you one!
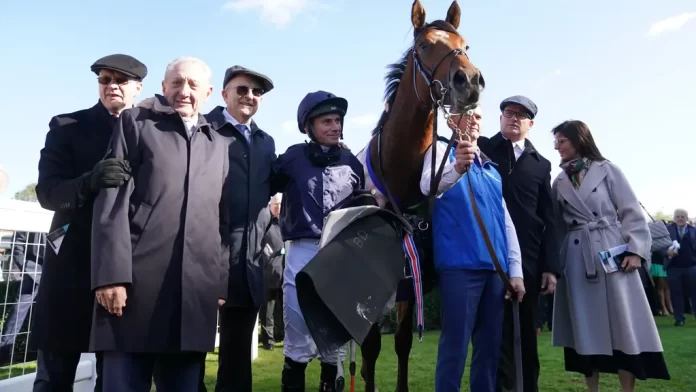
[137,94,214,140]
[555,159,609,218]
[206,106,268,139]
[489,132,540,162]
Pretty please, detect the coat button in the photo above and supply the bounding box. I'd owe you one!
[574,239,579,245]
[243,153,248,158]
[592,188,597,192]
[572,220,578,225]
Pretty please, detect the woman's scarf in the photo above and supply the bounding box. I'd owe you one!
[560,157,589,189]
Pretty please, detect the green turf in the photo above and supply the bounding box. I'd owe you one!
[1,316,693,390]
[201,316,694,391]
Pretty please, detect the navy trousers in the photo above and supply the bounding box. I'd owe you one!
[102,352,201,392]
[435,269,505,392]
[667,265,696,323]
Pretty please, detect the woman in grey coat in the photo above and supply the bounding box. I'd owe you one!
[550,120,670,391]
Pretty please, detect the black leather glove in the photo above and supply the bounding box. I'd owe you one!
[87,158,132,191]
[77,158,132,201]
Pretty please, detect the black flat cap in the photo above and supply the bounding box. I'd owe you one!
[222,65,274,93]
[91,54,148,80]
[500,95,538,119]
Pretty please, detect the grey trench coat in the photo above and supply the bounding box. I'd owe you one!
[90,94,230,353]
[550,159,663,356]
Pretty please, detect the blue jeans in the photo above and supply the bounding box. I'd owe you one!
[435,269,505,392]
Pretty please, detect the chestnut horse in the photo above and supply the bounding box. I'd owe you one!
[355,1,485,391]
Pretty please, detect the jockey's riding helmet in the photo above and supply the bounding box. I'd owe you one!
[296,91,348,134]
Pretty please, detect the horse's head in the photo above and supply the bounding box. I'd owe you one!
[410,0,485,112]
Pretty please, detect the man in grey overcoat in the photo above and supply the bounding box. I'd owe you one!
[90,56,230,391]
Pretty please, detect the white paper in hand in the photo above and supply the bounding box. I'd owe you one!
[46,224,70,255]
[598,244,628,274]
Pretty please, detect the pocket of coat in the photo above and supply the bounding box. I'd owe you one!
[130,202,153,246]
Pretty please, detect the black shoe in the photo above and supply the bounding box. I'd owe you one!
[263,343,274,351]
[675,320,685,326]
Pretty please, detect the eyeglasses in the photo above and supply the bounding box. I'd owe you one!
[97,76,132,86]
[233,85,265,97]
[502,109,531,120]
[553,138,569,147]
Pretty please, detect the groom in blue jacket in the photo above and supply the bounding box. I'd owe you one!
[420,104,526,392]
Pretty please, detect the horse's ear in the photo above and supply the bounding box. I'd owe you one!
[445,1,461,29]
[411,0,426,31]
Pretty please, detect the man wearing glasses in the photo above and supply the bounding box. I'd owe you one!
[477,96,562,392]
[205,65,276,392]
[33,53,146,390]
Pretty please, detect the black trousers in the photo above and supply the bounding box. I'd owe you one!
[33,350,103,392]
[496,275,541,392]
[101,352,200,392]
[214,305,260,392]
[260,288,283,345]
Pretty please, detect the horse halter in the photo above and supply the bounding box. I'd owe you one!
[411,29,474,142]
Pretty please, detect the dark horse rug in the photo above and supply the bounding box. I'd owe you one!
[296,203,411,359]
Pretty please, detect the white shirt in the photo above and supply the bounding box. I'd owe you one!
[420,142,524,279]
[501,135,526,160]
[222,108,252,142]
[183,115,198,137]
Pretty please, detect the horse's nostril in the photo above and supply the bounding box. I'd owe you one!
[453,70,468,88]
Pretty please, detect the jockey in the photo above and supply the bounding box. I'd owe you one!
[271,91,364,392]
[420,105,526,392]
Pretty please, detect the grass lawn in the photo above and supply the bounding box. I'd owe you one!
[199,316,695,391]
[2,317,693,390]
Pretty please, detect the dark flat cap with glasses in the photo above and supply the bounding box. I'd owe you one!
[91,54,147,83]
[222,65,274,96]
[500,95,537,120]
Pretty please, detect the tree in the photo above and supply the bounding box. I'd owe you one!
[13,183,38,202]
[652,209,672,223]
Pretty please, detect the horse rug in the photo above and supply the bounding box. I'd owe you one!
[295,205,409,359]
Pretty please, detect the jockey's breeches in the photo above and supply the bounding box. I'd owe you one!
[283,238,346,364]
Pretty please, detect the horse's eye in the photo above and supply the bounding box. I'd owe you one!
[419,42,428,51]
[465,45,470,51]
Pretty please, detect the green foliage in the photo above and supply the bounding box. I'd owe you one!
[12,183,38,202]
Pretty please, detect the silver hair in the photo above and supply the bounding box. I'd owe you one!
[674,208,689,217]
[270,193,282,203]
[164,56,212,85]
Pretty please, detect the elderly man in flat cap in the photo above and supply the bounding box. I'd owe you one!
[33,53,146,391]
[477,95,562,392]
[90,56,230,391]
[205,65,276,392]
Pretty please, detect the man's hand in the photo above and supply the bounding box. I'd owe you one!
[667,248,678,258]
[89,158,132,191]
[505,277,526,303]
[218,299,226,308]
[453,140,476,174]
[621,254,642,273]
[95,285,127,316]
[541,272,557,295]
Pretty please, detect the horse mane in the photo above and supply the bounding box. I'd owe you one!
[371,19,459,137]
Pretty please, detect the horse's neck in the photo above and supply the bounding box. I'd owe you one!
[378,88,433,206]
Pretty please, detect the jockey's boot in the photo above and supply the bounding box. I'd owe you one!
[318,361,339,392]
[282,356,308,392]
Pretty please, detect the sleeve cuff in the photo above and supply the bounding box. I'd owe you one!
[509,262,524,279]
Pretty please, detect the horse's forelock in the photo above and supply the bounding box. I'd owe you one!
[370,20,462,137]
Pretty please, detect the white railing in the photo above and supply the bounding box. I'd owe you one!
[0,199,257,390]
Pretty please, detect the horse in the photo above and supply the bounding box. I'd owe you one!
[353,1,485,391]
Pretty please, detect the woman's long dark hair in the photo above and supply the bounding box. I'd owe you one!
[551,120,605,161]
